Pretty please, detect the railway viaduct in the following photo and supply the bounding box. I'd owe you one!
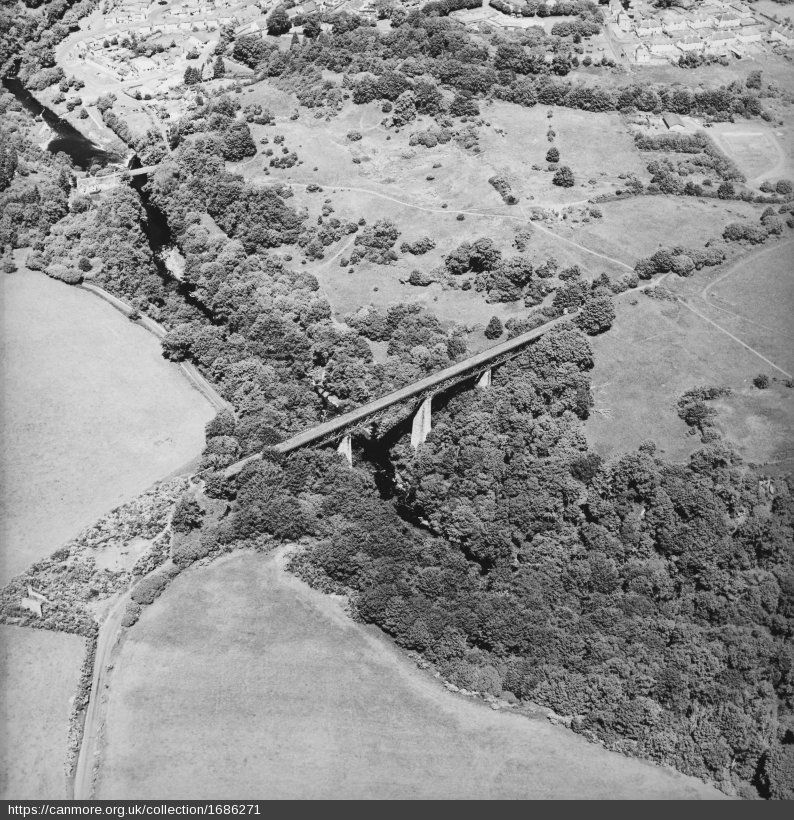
[225,313,571,477]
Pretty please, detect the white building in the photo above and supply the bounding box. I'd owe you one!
[677,34,704,51]
[770,27,794,46]
[662,17,688,34]
[636,18,663,37]
[689,15,713,30]
[737,25,763,43]
[649,36,680,56]
[716,13,741,28]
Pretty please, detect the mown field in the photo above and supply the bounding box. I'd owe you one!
[95,550,723,799]
[0,267,214,585]
[0,625,85,798]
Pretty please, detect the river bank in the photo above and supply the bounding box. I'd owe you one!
[0,264,214,585]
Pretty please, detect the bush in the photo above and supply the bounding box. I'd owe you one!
[171,495,204,534]
[753,373,770,389]
[171,530,217,569]
[484,315,503,340]
[552,166,574,188]
[121,601,142,628]
[408,269,433,286]
[546,146,560,163]
[131,570,174,605]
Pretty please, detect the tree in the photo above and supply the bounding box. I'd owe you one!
[753,373,770,389]
[717,181,735,199]
[221,122,257,161]
[0,133,18,192]
[575,295,615,335]
[546,146,560,163]
[183,66,202,85]
[303,15,322,39]
[213,57,225,78]
[232,34,272,67]
[172,495,204,534]
[552,166,574,188]
[267,6,292,36]
[450,92,480,118]
[776,179,793,196]
[484,316,503,340]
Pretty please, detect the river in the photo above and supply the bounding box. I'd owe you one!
[0,77,213,585]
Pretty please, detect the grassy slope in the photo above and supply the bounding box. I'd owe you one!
[0,625,85,798]
[96,550,724,799]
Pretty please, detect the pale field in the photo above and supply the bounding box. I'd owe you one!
[586,242,794,469]
[697,239,794,374]
[708,120,792,185]
[0,268,214,585]
[753,0,794,23]
[0,625,86,798]
[565,195,764,262]
[630,53,794,93]
[481,102,649,205]
[96,550,723,799]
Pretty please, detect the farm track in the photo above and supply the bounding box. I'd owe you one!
[266,178,636,272]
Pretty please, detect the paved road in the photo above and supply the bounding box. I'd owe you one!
[73,593,128,799]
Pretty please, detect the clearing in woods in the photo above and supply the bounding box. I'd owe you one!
[95,550,723,800]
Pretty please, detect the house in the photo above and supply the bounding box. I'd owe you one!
[688,15,713,30]
[677,34,704,51]
[617,11,632,32]
[770,27,794,47]
[716,13,741,28]
[20,586,49,618]
[706,30,736,52]
[634,43,652,63]
[662,112,687,131]
[636,18,663,37]
[649,36,679,56]
[737,25,764,43]
[662,16,688,34]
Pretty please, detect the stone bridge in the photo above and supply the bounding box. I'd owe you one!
[75,163,162,195]
[225,313,570,477]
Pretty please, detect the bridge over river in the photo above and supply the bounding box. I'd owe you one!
[225,313,570,477]
[75,163,162,195]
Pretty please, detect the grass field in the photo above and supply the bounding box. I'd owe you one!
[567,196,762,264]
[0,268,214,585]
[0,625,86,798]
[228,96,637,339]
[700,240,794,374]
[709,122,791,185]
[586,242,794,469]
[96,550,723,799]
